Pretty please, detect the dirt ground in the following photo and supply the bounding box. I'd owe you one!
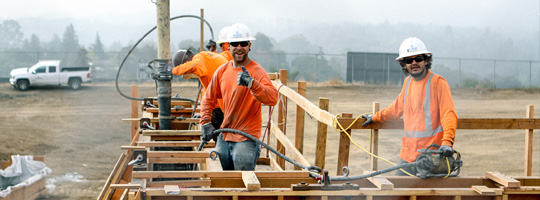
[0,82,539,199]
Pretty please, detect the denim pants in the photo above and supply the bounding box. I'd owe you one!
[215,133,261,170]
[394,158,418,176]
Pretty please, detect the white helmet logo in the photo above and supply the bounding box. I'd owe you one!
[233,31,242,39]
[407,45,417,53]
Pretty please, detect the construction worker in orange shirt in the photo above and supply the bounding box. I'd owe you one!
[171,49,228,129]
[362,37,458,176]
[200,23,278,170]
[216,26,233,61]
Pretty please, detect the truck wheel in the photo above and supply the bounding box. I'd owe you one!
[69,79,82,90]
[17,80,29,91]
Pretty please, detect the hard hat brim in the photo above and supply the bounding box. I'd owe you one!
[396,52,431,61]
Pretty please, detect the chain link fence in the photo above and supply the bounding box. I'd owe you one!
[1,51,539,88]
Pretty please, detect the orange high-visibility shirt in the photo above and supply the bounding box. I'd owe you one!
[200,60,278,142]
[220,51,233,61]
[373,71,457,162]
[172,51,227,93]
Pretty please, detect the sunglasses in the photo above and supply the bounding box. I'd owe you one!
[230,41,249,47]
[404,56,425,64]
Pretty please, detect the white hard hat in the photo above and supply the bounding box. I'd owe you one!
[225,23,256,43]
[216,26,230,44]
[396,37,431,60]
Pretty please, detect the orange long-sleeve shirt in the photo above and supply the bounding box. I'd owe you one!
[200,60,278,142]
[373,71,457,162]
[172,51,227,92]
[220,51,233,61]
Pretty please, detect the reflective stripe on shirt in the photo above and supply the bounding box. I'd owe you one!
[403,73,440,138]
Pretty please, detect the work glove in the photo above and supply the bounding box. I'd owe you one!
[201,122,216,144]
[361,114,374,127]
[237,66,254,89]
[439,145,454,157]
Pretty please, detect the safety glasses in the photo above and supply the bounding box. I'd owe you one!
[230,41,249,47]
[404,56,425,64]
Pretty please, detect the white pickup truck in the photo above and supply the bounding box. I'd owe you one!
[9,60,92,91]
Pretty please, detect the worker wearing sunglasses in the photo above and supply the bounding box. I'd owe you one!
[362,37,457,176]
[200,23,278,171]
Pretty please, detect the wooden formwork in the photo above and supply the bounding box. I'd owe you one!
[0,156,48,200]
[98,70,540,200]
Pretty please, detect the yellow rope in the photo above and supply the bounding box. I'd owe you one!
[332,114,414,176]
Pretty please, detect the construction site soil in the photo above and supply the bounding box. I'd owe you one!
[0,82,539,199]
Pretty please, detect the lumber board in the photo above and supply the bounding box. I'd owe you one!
[206,157,223,171]
[144,107,200,113]
[337,113,353,175]
[364,171,394,190]
[270,120,311,167]
[132,171,310,179]
[242,171,261,191]
[147,180,212,188]
[164,185,181,195]
[97,153,126,200]
[272,80,335,126]
[122,118,200,123]
[110,184,141,189]
[294,81,306,171]
[486,171,521,188]
[142,130,201,136]
[147,151,209,158]
[471,185,497,195]
[267,73,279,80]
[137,141,215,148]
[149,157,207,164]
[337,118,540,130]
[315,97,329,168]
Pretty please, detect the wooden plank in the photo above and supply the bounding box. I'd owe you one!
[276,69,288,169]
[294,81,306,170]
[97,153,125,200]
[131,86,139,140]
[142,130,201,136]
[206,157,223,171]
[122,118,200,123]
[363,170,394,190]
[272,81,335,126]
[110,184,141,189]
[270,120,311,167]
[315,97,329,169]
[524,105,534,176]
[337,118,540,130]
[486,171,521,188]
[132,171,309,179]
[370,102,380,171]
[471,185,496,195]
[337,113,352,175]
[137,141,214,148]
[147,151,209,158]
[149,157,206,164]
[164,185,181,195]
[267,72,279,80]
[242,171,261,191]
[120,146,145,150]
[147,180,212,188]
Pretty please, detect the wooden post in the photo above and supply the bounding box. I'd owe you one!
[294,81,306,170]
[200,9,204,52]
[276,69,288,169]
[525,105,534,176]
[131,86,139,140]
[337,113,352,175]
[315,97,329,169]
[370,102,380,171]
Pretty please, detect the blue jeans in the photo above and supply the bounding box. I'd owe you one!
[215,134,260,170]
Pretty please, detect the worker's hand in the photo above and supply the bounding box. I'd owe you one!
[201,122,215,144]
[237,66,254,88]
[361,114,374,127]
[439,145,454,157]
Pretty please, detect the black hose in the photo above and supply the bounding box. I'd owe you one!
[329,163,416,181]
[115,15,214,101]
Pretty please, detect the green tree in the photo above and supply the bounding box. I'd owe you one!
[61,23,80,66]
[0,20,24,49]
[252,32,273,53]
[90,32,108,60]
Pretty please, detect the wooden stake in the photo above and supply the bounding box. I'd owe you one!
[524,105,534,176]
[276,69,288,169]
[337,113,352,175]
[131,86,139,140]
[315,97,329,169]
[294,81,306,170]
[370,102,380,171]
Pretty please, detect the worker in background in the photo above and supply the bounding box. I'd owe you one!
[200,23,278,170]
[216,26,233,61]
[361,37,457,176]
[206,39,217,53]
[171,48,227,130]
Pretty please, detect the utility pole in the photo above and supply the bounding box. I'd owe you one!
[156,0,172,130]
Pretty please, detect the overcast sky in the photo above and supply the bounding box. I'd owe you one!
[1,0,539,48]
